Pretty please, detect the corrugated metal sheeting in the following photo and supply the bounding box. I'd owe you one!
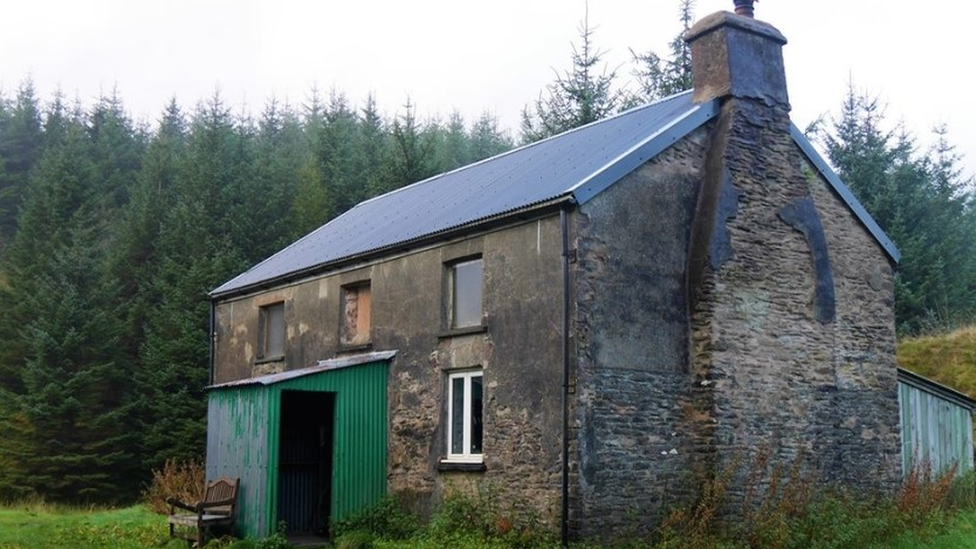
[207,356,390,538]
[211,92,716,296]
[207,385,274,535]
[898,368,976,476]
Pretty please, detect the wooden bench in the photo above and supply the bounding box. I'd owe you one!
[167,477,240,545]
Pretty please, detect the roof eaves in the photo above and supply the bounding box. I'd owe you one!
[898,367,976,411]
[210,206,366,296]
[570,98,720,204]
[209,195,574,300]
[790,125,901,263]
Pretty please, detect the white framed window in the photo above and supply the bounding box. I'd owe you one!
[258,301,285,360]
[447,370,484,462]
[450,258,483,329]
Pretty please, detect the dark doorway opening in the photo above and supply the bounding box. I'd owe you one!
[278,390,335,538]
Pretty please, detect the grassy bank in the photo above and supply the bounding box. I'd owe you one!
[898,325,976,399]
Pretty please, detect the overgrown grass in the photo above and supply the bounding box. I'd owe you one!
[872,507,976,549]
[898,325,976,400]
[0,504,168,549]
[329,460,975,549]
[1,468,974,549]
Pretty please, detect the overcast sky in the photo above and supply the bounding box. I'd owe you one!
[2,0,973,178]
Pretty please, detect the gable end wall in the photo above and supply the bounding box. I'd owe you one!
[688,98,901,507]
[571,125,711,537]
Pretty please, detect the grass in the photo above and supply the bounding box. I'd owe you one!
[872,507,976,549]
[0,503,170,549]
[2,478,976,549]
[898,325,976,400]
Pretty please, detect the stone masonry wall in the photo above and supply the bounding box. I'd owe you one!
[213,216,565,525]
[687,97,901,506]
[572,126,711,538]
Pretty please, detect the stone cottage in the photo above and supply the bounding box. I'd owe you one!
[205,3,904,541]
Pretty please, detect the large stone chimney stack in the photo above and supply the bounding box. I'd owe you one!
[682,1,902,507]
[685,6,788,108]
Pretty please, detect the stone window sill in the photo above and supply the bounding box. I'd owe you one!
[438,325,488,339]
[437,460,487,472]
[254,356,284,365]
[337,342,373,353]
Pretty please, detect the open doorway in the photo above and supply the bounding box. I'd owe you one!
[278,390,335,538]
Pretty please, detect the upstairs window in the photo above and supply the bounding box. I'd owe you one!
[341,282,372,346]
[451,258,483,329]
[447,370,484,462]
[258,301,285,360]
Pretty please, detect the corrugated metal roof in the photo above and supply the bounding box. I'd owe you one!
[206,350,397,390]
[898,367,976,411]
[212,92,717,297]
[211,89,900,298]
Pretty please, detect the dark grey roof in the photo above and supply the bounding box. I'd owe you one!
[211,90,900,298]
[212,91,718,296]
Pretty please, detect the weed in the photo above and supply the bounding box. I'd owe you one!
[334,529,376,549]
[425,482,554,548]
[332,494,420,540]
[896,462,956,534]
[143,458,206,515]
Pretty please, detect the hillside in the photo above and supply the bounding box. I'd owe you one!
[898,326,976,399]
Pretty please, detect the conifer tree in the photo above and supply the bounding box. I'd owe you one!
[520,10,622,143]
[823,85,976,334]
[436,110,470,171]
[469,111,513,162]
[137,93,248,468]
[359,93,394,198]
[319,90,363,214]
[0,79,44,250]
[389,98,438,187]
[0,110,138,502]
[109,99,187,429]
[628,0,695,104]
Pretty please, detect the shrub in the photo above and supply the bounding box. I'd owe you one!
[947,469,976,509]
[896,463,956,534]
[647,452,972,549]
[143,458,206,515]
[331,495,420,540]
[425,485,554,549]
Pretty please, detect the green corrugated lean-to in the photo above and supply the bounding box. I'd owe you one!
[206,355,390,538]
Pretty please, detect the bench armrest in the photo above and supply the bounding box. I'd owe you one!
[166,497,202,513]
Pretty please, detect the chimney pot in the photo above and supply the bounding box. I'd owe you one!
[734,0,755,18]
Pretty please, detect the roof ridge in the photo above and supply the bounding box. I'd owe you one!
[356,90,695,208]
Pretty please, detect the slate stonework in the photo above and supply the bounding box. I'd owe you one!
[687,96,901,505]
[572,127,711,537]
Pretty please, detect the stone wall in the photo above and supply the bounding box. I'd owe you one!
[571,126,710,538]
[213,215,566,523]
[687,96,901,505]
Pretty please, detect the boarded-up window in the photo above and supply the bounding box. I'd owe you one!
[341,282,371,346]
[258,302,285,360]
[451,258,483,329]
